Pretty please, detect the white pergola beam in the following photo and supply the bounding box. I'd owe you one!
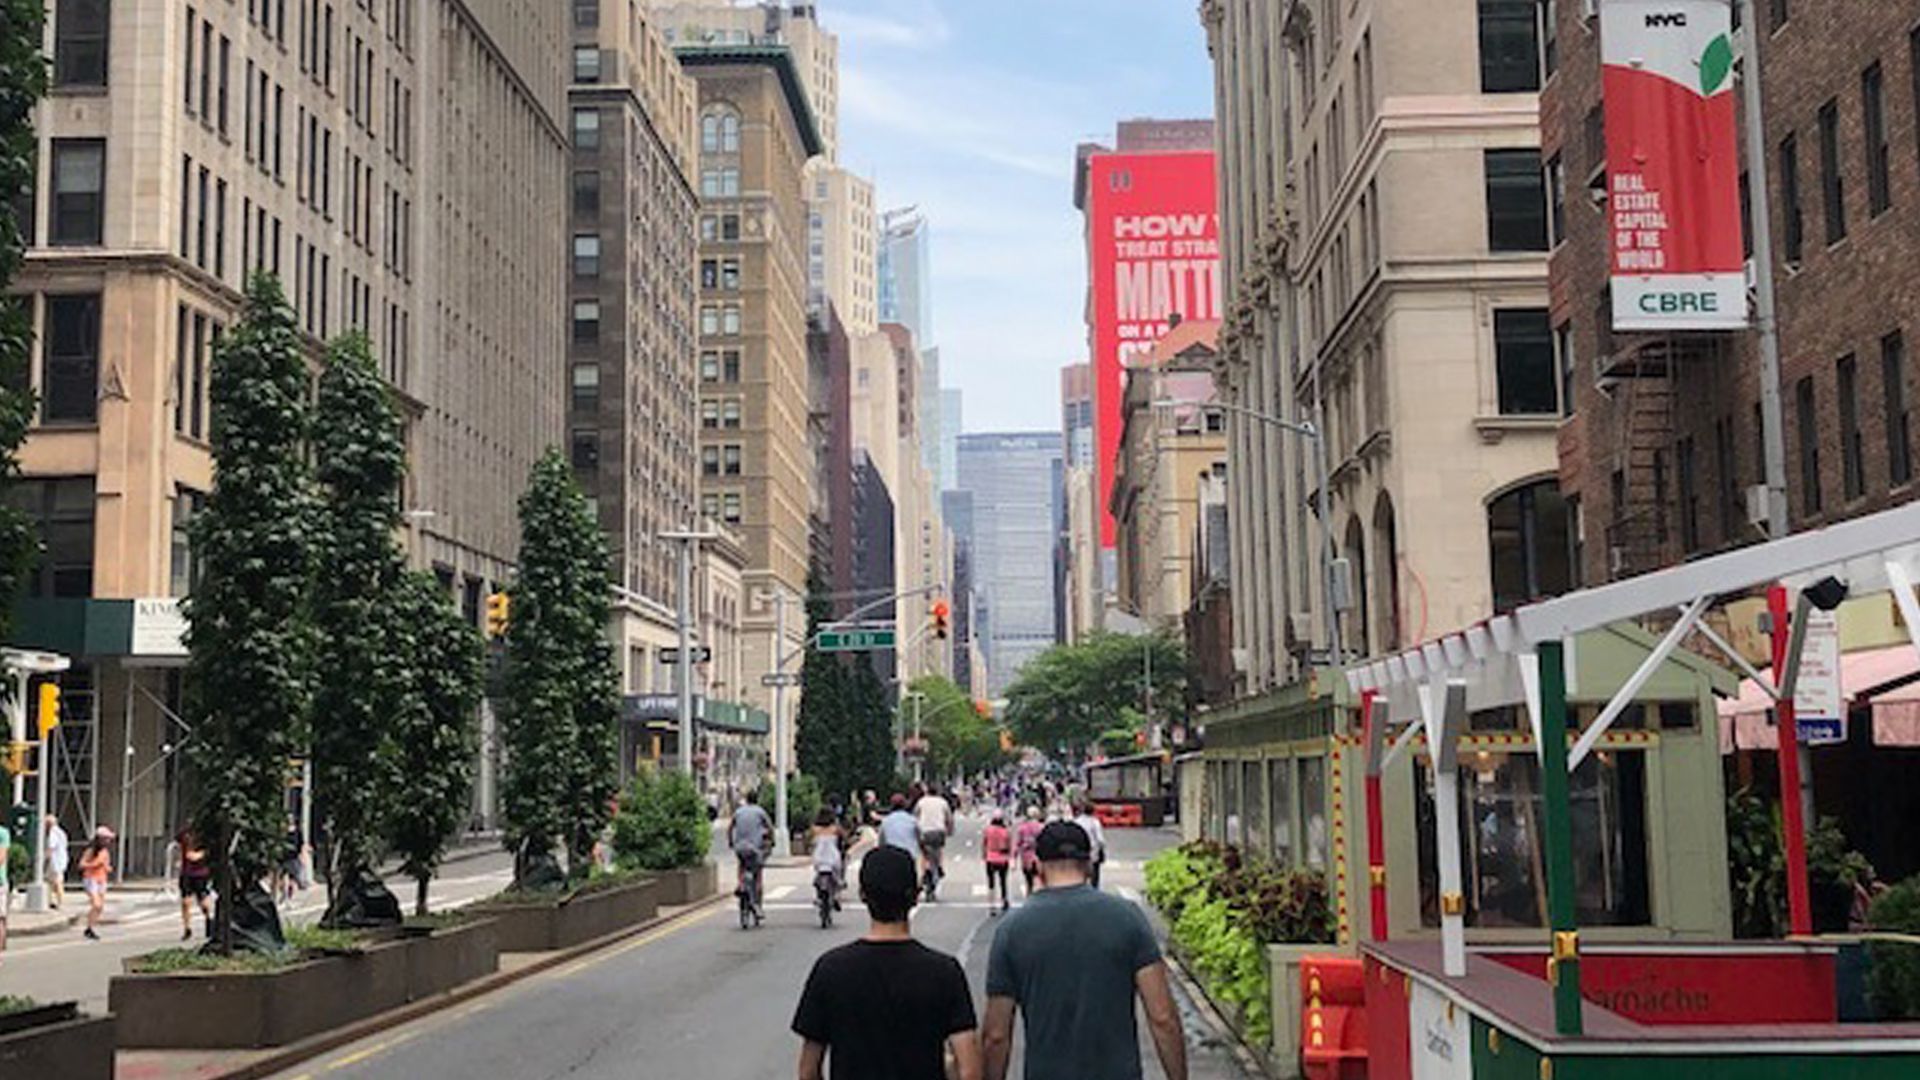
[1887,562,1920,667]
[1567,596,1712,771]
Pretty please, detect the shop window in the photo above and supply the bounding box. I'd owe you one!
[1415,749,1650,927]
[1298,756,1328,871]
[1222,760,1242,846]
[1267,759,1295,866]
[1240,760,1266,856]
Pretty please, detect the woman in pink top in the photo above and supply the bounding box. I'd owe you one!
[982,812,1013,914]
[1014,805,1045,899]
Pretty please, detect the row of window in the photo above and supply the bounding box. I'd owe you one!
[701,445,743,477]
[1777,37,1920,264]
[700,491,743,525]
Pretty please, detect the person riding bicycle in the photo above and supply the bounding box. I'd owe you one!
[730,789,774,918]
[809,807,846,911]
[914,785,954,898]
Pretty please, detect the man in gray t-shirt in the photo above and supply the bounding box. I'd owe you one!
[983,822,1187,1080]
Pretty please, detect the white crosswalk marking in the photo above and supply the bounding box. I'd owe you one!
[971,884,988,897]
[765,885,795,901]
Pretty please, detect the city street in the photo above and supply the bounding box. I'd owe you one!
[0,849,517,1013]
[263,817,1254,1080]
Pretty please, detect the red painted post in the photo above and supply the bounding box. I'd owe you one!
[1769,583,1814,937]
[1360,690,1389,942]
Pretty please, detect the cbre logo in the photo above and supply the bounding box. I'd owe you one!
[1644,12,1687,26]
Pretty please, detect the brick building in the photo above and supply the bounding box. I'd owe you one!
[1548,1,1920,583]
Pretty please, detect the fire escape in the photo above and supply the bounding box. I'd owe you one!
[1600,337,1699,579]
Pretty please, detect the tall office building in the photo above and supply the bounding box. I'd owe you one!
[678,44,823,748]
[939,388,962,488]
[567,0,703,703]
[955,432,1064,696]
[650,1,838,161]
[12,0,569,866]
[877,208,931,344]
[810,166,877,334]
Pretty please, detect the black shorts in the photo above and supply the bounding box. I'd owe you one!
[921,829,946,852]
[181,874,212,899]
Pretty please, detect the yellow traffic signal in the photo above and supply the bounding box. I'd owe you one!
[37,681,60,739]
[3,741,25,776]
[486,592,511,638]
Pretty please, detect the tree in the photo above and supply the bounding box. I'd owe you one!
[0,0,46,639]
[1003,632,1188,758]
[500,450,617,888]
[311,333,411,926]
[612,767,709,872]
[905,675,1002,781]
[842,655,899,794]
[795,582,852,796]
[389,570,483,916]
[184,275,317,952]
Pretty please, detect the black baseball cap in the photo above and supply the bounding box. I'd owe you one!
[1035,821,1093,863]
[860,845,919,902]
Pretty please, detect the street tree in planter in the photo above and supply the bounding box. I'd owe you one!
[612,767,710,872]
[500,450,617,888]
[311,332,411,927]
[0,0,46,640]
[389,570,483,916]
[184,275,317,953]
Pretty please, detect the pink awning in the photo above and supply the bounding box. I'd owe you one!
[1717,645,1920,750]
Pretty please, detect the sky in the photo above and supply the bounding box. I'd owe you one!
[824,0,1216,435]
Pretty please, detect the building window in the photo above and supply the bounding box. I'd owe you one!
[1885,332,1912,487]
[700,351,719,380]
[1769,0,1788,29]
[701,446,719,476]
[1479,0,1542,93]
[54,0,111,87]
[1779,134,1804,264]
[42,294,101,423]
[1485,149,1547,252]
[1677,435,1701,553]
[572,170,600,216]
[1838,354,1864,501]
[571,363,599,412]
[572,46,600,84]
[722,445,741,476]
[1545,152,1566,247]
[570,428,598,470]
[700,214,718,242]
[50,139,105,246]
[700,305,718,335]
[722,305,740,334]
[701,167,739,198]
[720,258,740,289]
[10,141,33,246]
[1715,415,1738,543]
[169,488,206,596]
[721,492,741,524]
[701,107,740,154]
[701,400,719,429]
[1553,320,1576,418]
[572,0,597,28]
[1417,749,1649,927]
[572,107,600,150]
[572,299,599,345]
[721,213,740,241]
[700,259,718,289]
[722,350,740,381]
[721,400,741,428]
[1796,375,1821,515]
[1488,479,1571,612]
[1864,62,1891,216]
[572,233,600,277]
[1494,308,1556,415]
[1818,99,1845,244]
[8,478,96,598]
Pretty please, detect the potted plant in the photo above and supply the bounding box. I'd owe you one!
[612,767,716,906]
[785,772,823,855]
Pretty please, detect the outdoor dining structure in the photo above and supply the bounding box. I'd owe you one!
[1339,500,1920,1077]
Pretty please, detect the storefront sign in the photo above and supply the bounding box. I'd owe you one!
[1795,607,1846,745]
[1407,981,1471,1080]
[131,598,189,657]
[1602,0,1747,331]
[1487,949,1837,1024]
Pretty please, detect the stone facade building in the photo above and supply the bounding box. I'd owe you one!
[13,0,568,865]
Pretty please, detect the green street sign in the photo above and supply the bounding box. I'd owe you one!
[816,628,896,652]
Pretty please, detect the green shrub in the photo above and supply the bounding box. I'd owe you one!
[1216,860,1336,946]
[785,773,823,838]
[1866,876,1920,1019]
[0,996,38,1016]
[612,767,711,872]
[6,840,25,886]
[1172,894,1271,1048]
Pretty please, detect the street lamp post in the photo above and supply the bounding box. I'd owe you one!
[1156,397,1345,666]
[660,529,719,779]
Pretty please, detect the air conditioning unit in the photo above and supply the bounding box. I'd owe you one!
[1745,484,1772,530]
[1230,647,1251,674]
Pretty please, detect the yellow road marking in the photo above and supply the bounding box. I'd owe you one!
[329,1031,414,1070]
[551,906,718,979]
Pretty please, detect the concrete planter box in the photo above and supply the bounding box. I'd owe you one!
[651,863,718,907]
[1266,942,1340,1079]
[402,917,500,1000]
[110,935,413,1049]
[474,877,660,953]
[0,1005,115,1080]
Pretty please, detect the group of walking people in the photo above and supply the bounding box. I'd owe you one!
[0,816,116,961]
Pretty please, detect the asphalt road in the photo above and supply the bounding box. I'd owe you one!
[0,849,518,1012]
[270,817,1255,1080]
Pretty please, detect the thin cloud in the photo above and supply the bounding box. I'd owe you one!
[828,5,952,49]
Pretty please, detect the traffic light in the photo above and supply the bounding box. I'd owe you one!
[37,681,60,740]
[486,592,511,638]
[3,742,24,777]
[931,600,950,640]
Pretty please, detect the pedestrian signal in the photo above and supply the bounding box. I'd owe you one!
[486,592,511,638]
[37,682,60,739]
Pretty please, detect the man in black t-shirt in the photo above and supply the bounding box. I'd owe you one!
[793,845,982,1080]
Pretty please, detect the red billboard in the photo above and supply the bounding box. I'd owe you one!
[1086,151,1221,547]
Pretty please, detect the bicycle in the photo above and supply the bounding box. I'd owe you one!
[814,869,837,929]
[736,848,765,929]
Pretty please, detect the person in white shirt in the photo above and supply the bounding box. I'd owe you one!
[1071,801,1109,890]
[42,815,69,909]
[914,786,955,899]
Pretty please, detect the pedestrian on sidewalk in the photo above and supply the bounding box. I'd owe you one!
[0,817,12,962]
[983,812,1013,915]
[42,814,68,909]
[1014,806,1044,898]
[177,829,214,941]
[1071,801,1108,890]
[982,821,1187,1080]
[792,845,982,1080]
[79,827,113,941]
